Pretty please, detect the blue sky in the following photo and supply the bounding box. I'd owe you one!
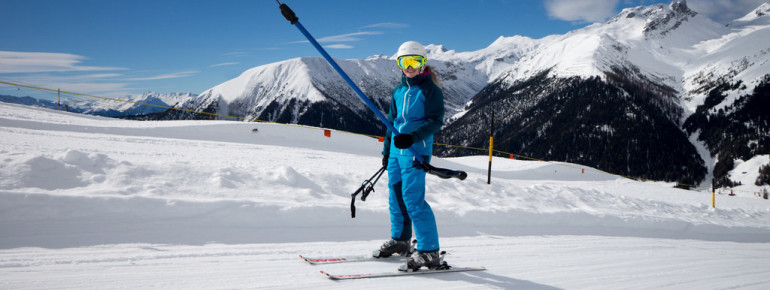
[0,0,765,99]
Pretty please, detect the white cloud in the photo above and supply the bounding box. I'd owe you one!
[0,51,200,97]
[544,0,620,22]
[209,62,238,68]
[317,31,382,42]
[3,73,129,97]
[360,22,409,29]
[20,73,123,82]
[126,71,198,81]
[224,51,249,56]
[290,31,382,44]
[686,0,768,24]
[0,51,124,73]
[325,44,353,49]
[54,82,132,96]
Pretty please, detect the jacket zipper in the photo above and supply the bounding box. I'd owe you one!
[399,80,411,155]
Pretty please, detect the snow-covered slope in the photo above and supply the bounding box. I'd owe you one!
[683,3,770,112]
[2,102,770,288]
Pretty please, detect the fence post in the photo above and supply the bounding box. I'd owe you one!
[487,111,494,184]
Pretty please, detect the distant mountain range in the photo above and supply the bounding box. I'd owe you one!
[0,92,195,118]
[3,1,768,188]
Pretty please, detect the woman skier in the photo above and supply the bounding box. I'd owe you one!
[372,41,446,271]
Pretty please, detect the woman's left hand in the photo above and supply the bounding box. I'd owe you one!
[393,134,414,149]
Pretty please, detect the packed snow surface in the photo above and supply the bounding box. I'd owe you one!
[1,103,769,289]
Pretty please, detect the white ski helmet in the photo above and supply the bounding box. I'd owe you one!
[396,41,426,58]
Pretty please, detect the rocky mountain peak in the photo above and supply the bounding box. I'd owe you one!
[642,1,697,37]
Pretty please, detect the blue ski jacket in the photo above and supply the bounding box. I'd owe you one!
[382,73,445,157]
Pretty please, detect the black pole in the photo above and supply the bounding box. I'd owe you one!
[487,111,494,184]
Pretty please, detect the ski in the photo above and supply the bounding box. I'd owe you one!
[299,254,405,265]
[320,266,486,280]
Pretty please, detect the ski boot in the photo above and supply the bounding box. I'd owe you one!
[372,239,413,258]
[398,250,450,272]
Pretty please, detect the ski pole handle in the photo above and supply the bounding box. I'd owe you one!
[277,1,298,24]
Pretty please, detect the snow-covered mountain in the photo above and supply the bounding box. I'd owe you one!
[0,91,195,118]
[155,35,540,134]
[160,1,769,187]
[84,91,195,117]
[439,1,770,187]
[158,50,501,134]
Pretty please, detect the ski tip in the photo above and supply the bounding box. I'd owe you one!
[320,271,337,280]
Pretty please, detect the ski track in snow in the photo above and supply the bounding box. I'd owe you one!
[1,103,770,289]
[2,237,770,289]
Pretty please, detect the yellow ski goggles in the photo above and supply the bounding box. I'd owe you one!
[397,55,426,70]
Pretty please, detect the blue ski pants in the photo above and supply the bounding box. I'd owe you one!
[387,154,439,252]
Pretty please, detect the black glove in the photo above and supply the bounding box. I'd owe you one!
[382,155,389,167]
[393,134,414,149]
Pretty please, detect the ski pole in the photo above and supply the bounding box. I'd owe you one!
[277,1,466,180]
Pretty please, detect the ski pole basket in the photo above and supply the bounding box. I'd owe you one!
[350,167,386,218]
